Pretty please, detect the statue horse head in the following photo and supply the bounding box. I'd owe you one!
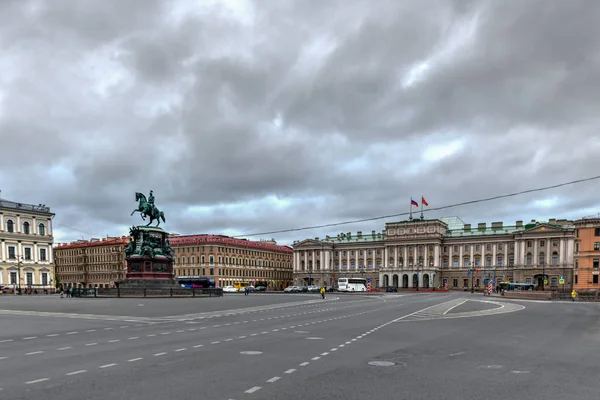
[135,192,147,205]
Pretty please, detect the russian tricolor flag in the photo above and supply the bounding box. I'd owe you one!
[411,199,419,207]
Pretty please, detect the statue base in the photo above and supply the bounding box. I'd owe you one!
[123,226,175,283]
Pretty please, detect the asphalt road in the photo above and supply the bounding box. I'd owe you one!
[1,292,599,400]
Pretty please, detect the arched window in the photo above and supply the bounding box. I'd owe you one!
[6,220,14,233]
[526,253,533,265]
[538,252,545,265]
[38,223,45,235]
[23,221,30,234]
[552,252,559,265]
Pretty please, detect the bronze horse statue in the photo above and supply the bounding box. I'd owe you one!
[130,192,165,227]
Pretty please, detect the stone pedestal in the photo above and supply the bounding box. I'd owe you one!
[122,226,178,288]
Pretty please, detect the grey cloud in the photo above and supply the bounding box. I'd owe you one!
[0,0,599,245]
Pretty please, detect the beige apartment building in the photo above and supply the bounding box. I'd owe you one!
[293,216,576,291]
[54,237,128,288]
[0,193,55,289]
[169,234,294,290]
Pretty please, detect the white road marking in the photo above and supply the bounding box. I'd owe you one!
[211,341,220,344]
[311,356,321,360]
[26,351,43,355]
[299,362,310,366]
[86,329,97,332]
[66,332,78,335]
[23,336,38,340]
[238,336,246,339]
[284,369,296,374]
[128,358,143,362]
[174,348,187,352]
[26,378,49,384]
[266,377,280,383]
[147,334,156,337]
[46,334,58,337]
[245,386,261,393]
[85,343,97,346]
[108,340,120,343]
[99,363,117,368]
[193,344,204,348]
[153,353,167,356]
[321,352,329,356]
[128,337,139,340]
[56,347,72,351]
[66,370,86,376]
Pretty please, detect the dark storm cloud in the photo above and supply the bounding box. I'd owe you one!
[0,0,599,245]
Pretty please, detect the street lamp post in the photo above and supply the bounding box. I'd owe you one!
[542,260,546,291]
[470,267,475,293]
[416,260,423,291]
[17,254,23,292]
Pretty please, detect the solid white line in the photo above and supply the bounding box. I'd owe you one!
[99,363,117,368]
[66,370,86,376]
[245,386,261,393]
[26,378,49,384]
[153,352,167,356]
[0,340,13,343]
[128,358,143,362]
[85,343,97,346]
[443,299,468,315]
[266,376,280,383]
[193,344,204,348]
[56,347,72,351]
[284,369,296,374]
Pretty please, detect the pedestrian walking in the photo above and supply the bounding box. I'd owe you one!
[320,286,326,300]
[571,289,577,302]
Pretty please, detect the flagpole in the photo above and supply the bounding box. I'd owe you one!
[420,194,424,220]
[409,197,413,221]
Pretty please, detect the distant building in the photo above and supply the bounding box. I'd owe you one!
[169,234,293,290]
[54,237,128,288]
[573,216,600,291]
[0,193,55,289]
[293,216,576,291]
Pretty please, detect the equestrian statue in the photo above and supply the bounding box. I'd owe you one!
[130,190,166,227]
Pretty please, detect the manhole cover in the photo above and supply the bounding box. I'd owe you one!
[306,337,323,340]
[368,361,396,367]
[240,351,263,355]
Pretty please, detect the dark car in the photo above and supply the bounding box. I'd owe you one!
[254,286,267,292]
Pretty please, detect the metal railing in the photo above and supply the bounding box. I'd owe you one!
[70,287,223,298]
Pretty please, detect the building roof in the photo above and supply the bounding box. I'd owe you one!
[54,237,129,250]
[0,197,52,214]
[168,234,293,253]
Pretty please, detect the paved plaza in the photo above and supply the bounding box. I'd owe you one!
[0,292,599,399]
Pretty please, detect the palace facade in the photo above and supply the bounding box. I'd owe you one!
[293,216,576,290]
[169,234,293,290]
[54,237,128,288]
[573,216,600,292]
[0,194,55,289]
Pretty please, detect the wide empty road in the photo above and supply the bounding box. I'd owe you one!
[1,292,599,400]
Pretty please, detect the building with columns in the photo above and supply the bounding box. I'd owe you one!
[293,216,576,290]
[573,216,600,291]
[0,194,55,289]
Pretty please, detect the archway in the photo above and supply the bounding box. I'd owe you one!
[423,274,430,288]
[412,274,418,288]
[383,274,389,287]
[402,274,409,288]
[392,274,399,287]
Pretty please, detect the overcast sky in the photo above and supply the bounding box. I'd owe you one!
[1,0,599,246]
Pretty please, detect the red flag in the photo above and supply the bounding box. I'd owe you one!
[421,196,428,206]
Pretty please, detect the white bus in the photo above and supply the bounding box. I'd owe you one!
[337,278,367,292]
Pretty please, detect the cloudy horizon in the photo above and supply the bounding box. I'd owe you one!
[1,0,599,246]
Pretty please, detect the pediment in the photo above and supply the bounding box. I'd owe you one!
[293,239,323,248]
[522,223,568,234]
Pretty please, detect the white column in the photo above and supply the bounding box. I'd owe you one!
[47,219,53,236]
[0,214,3,231]
[363,249,367,269]
[16,216,21,233]
[559,238,565,264]
[520,241,526,265]
[17,242,23,259]
[338,249,342,269]
[449,246,453,267]
[504,243,509,266]
[384,247,389,269]
[434,245,440,268]
[32,217,36,234]
[470,245,474,267]
[394,247,398,269]
[312,250,315,271]
[355,250,359,270]
[319,249,324,271]
[567,238,574,265]
[492,244,497,267]
[533,240,538,266]
[346,251,350,270]
[403,246,408,267]
[459,246,463,268]
[546,240,551,265]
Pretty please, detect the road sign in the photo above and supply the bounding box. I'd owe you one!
[559,278,565,285]
[544,279,548,285]
[560,275,564,280]
[367,278,371,283]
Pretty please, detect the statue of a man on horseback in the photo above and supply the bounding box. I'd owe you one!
[131,190,166,227]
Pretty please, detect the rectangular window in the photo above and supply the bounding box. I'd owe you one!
[209,268,214,275]
[497,256,503,267]
[576,260,579,269]
[595,243,600,251]
[452,278,458,288]
[595,228,600,236]
[527,241,532,248]
[463,279,469,288]
[575,275,578,284]
[594,259,599,269]
[10,271,17,285]
[24,248,32,260]
[41,273,49,286]
[475,245,480,252]
[26,272,33,286]
[8,246,16,259]
[498,243,503,250]
[594,275,599,284]
[40,248,47,261]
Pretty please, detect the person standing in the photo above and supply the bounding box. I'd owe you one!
[571,289,577,302]
[320,286,326,300]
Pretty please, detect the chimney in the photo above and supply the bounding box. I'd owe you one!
[357,231,362,237]
[491,221,503,228]
[516,220,523,227]
[372,230,376,236]
[464,224,471,230]
[478,223,486,229]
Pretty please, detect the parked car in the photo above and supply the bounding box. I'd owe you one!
[307,285,320,292]
[223,285,238,293]
[254,286,267,292]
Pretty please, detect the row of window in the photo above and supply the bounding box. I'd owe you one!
[576,228,600,237]
[4,220,47,235]
[2,245,49,261]
[176,245,291,259]
[0,270,51,286]
[177,255,291,268]
[175,267,291,279]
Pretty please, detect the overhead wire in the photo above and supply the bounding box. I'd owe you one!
[231,175,600,238]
